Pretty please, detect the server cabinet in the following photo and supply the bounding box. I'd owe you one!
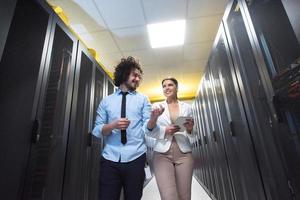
[192,101,205,184]
[199,94,214,195]
[193,0,299,199]
[62,43,95,200]
[191,102,200,177]
[193,100,204,184]
[107,79,115,95]
[0,0,17,60]
[89,65,106,199]
[23,13,78,199]
[200,97,213,195]
[63,37,111,200]
[223,0,296,199]
[241,0,300,198]
[197,98,209,191]
[208,54,235,200]
[0,1,52,199]
[199,83,218,198]
[0,1,113,199]
[211,25,266,199]
[93,67,105,121]
[202,73,223,200]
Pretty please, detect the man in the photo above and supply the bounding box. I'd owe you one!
[92,56,161,200]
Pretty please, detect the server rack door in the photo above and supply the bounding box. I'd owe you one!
[191,104,198,174]
[89,66,105,199]
[223,1,292,199]
[210,36,239,200]
[197,98,208,189]
[193,99,203,183]
[107,79,115,95]
[0,1,51,199]
[0,0,17,60]
[193,102,201,179]
[215,28,266,199]
[193,100,205,184]
[93,67,105,121]
[203,72,224,200]
[200,82,219,198]
[63,44,94,200]
[198,93,214,196]
[208,58,235,200]
[243,0,300,78]
[242,0,300,198]
[23,17,77,199]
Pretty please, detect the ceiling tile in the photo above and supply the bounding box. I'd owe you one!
[94,0,146,29]
[153,46,183,65]
[98,52,123,71]
[183,60,207,73]
[183,41,213,61]
[123,49,157,66]
[48,0,106,33]
[72,0,107,29]
[188,0,227,18]
[112,26,150,51]
[85,31,120,54]
[185,16,222,44]
[142,0,187,23]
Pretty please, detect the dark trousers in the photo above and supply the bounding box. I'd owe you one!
[99,153,146,200]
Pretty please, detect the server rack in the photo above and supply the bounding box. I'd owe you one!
[0,1,114,199]
[208,56,235,200]
[0,0,17,60]
[0,1,54,199]
[192,0,300,199]
[241,0,300,198]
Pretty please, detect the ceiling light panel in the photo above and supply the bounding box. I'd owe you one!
[147,20,186,48]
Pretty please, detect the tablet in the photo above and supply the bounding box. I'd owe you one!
[174,116,193,132]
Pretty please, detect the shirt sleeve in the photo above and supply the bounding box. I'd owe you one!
[141,95,152,135]
[92,99,108,138]
[145,102,167,140]
[151,125,167,140]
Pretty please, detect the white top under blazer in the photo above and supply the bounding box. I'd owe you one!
[147,100,194,153]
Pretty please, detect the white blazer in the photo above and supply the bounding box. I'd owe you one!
[147,100,194,153]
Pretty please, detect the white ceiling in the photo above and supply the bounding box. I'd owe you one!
[47,0,227,101]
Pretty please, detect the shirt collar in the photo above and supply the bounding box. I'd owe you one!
[116,88,136,95]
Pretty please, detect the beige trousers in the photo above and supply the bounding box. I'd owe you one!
[153,138,194,200]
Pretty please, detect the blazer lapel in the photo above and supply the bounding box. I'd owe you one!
[162,101,171,124]
[178,100,183,116]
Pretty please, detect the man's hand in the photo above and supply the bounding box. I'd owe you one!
[102,118,130,136]
[113,118,131,130]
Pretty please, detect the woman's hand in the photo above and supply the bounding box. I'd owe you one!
[165,125,181,136]
[147,105,165,130]
[184,118,194,134]
[150,104,165,120]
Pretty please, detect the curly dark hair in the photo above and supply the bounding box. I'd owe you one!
[113,56,143,86]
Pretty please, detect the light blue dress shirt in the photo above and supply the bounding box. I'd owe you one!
[92,88,152,162]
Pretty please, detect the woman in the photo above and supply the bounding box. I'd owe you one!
[147,77,194,200]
